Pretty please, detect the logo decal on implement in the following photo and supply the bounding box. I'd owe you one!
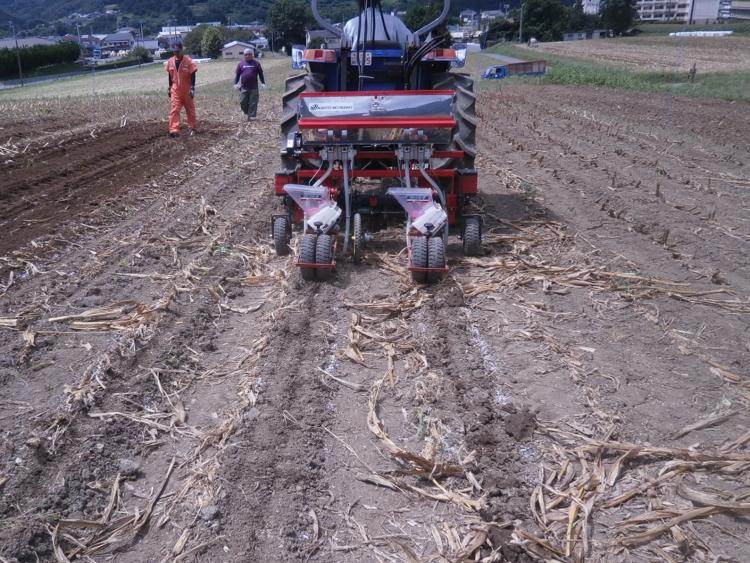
[308,102,355,112]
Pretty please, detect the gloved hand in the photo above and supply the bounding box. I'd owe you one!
[233,83,241,91]
[260,83,267,90]
[189,87,195,98]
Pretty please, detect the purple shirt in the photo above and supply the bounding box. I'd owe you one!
[235,60,265,90]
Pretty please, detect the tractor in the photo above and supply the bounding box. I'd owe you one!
[271,0,481,283]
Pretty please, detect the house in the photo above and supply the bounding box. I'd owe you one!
[480,9,506,21]
[228,22,266,33]
[250,36,269,50]
[459,9,478,23]
[583,0,601,14]
[306,29,340,47]
[222,41,259,59]
[157,25,194,39]
[101,32,135,52]
[137,40,160,53]
[563,29,613,41]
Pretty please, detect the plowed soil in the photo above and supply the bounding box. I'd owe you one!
[1,69,748,563]
[526,35,750,72]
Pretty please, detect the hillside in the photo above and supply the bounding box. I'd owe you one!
[3,0,513,34]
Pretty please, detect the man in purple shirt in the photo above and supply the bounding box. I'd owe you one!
[233,48,266,121]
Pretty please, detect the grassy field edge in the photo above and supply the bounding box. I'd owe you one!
[484,43,750,103]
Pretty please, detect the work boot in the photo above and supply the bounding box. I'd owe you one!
[247,115,255,122]
[169,132,179,138]
[189,129,197,136]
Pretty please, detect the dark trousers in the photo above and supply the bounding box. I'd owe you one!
[240,88,259,117]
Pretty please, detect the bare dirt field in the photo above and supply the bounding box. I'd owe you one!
[524,35,750,72]
[1,60,749,562]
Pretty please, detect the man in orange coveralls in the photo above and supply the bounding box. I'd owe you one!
[165,40,197,137]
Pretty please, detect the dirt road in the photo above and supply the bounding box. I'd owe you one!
[1,66,748,562]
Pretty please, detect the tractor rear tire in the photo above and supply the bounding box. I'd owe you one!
[315,234,334,280]
[352,213,364,264]
[462,216,482,256]
[300,233,317,281]
[432,72,477,170]
[411,237,428,284]
[427,236,446,284]
[280,73,325,172]
[273,216,291,256]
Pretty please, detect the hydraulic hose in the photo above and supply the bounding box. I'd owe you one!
[342,156,352,254]
[313,159,334,188]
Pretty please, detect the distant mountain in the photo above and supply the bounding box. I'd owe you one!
[1,0,516,34]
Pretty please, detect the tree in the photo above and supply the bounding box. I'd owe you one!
[266,0,311,52]
[600,0,636,35]
[132,46,153,62]
[521,0,569,42]
[184,24,210,56]
[202,26,224,58]
[486,18,518,43]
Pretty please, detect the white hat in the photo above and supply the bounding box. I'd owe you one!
[243,48,254,55]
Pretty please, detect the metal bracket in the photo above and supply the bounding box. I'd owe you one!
[396,145,432,165]
[319,146,356,165]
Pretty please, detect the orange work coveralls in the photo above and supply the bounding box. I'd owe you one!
[166,55,197,133]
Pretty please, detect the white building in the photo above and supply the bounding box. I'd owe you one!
[728,0,750,17]
[157,25,194,39]
[583,0,601,14]
[636,0,691,21]
[692,0,721,21]
[636,0,721,21]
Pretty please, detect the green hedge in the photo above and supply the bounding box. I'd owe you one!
[0,41,80,78]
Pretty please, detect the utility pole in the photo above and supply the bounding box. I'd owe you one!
[10,20,24,87]
[518,2,524,43]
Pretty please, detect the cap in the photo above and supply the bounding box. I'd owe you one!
[243,48,254,55]
[172,40,183,49]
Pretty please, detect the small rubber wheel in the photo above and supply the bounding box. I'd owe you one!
[462,216,482,256]
[273,216,291,256]
[411,237,428,284]
[300,233,317,281]
[315,234,334,281]
[427,236,446,284]
[352,213,364,264]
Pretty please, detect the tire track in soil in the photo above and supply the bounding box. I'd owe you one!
[203,250,540,562]
[204,282,350,562]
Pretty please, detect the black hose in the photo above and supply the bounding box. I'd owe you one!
[360,0,368,85]
[378,2,391,41]
[404,36,443,88]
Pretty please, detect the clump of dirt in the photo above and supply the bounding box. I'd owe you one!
[504,408,537,441]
